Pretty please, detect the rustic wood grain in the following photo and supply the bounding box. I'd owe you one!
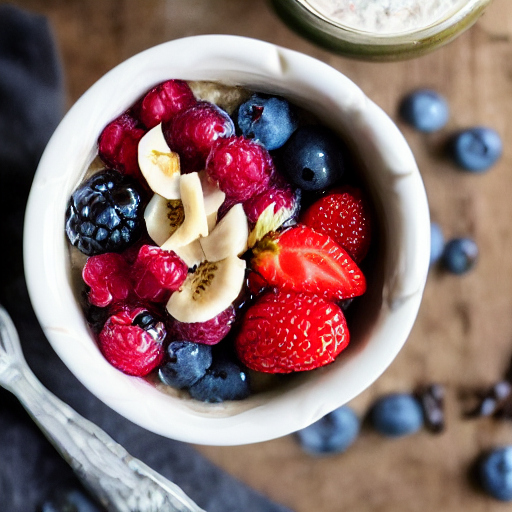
[8,0,512,510]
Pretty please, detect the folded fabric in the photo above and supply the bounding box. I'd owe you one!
[0,5,292,512]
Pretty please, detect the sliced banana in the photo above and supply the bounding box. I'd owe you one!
[200,203,248,261]
[138,123,181,199]
[167,255,246,323]
[170,238,206,269]
[144,194,184,246]
[161,172,209,253]
[198,170,225,232]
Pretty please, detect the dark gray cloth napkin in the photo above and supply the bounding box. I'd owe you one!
[0,5,292,511]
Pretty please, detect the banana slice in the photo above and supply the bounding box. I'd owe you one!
[198,170,225,232]
[200,203,249,261]
[138,123,181,199]
[171,238,206,269]
[144,194,184,246]
[161,172,209,253]
[167,255,246,323]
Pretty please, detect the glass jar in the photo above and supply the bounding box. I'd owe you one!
[271,0,493,60]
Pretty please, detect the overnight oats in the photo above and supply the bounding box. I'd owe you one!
[64,79,374,404]
[271,0,492,59]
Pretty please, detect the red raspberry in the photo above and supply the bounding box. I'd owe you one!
[235,290,349,373]
[98,112,146,179]
[170,305,236,345]
[301,185,372,263]
[132,245,188,303]
[206,135,275,202]
[136,80,196,129]
[243,175,299,225]
[163,101,234,173]
[82,253,132,307]
[98,306,166,376]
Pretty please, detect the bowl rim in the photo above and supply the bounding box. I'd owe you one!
[24,34,430,446]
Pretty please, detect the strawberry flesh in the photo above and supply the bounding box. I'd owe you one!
[251,224,366,301]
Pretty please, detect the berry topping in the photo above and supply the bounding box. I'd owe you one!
[188,352,251,402]
[170,305,236,345]
[280,125,347,191]
[132,244,188,303]
[82,252,131,307]
[478,446,512,501]
[98,306,166,376]
[163,101,235,173]
[98,112,146,178]
[449,126,502,172]
[136,79,196,129]
[205,135,275,202]
[429,222,444,266]
[65,169,145,256]
[158,340,212,389]
[251,225,366,301]
[235,290,349,373]
[301,185,372,264]
[295,405,360,455]
[369,393,424,437]
[442,237,478,274]
[237,94,298,150]
[399,89,449,132]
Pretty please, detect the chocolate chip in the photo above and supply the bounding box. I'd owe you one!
[416,383,446,434]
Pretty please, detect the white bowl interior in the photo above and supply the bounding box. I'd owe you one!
[24,35,430,446]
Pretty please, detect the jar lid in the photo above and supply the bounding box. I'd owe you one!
[271,0,492,60]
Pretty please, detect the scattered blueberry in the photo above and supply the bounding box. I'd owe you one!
[188,354,250,403]
[430,222,444,266]
[295,405,360,455]
[65,169,144,256]
[478,446,512,501]
[450,127,502,172]
[370,393,424,437]
[41,488,103,512]
[399,89,449,132]
[158,341,212,390]
[280,125,346,191]
[442,237,478,274]
[237,94,298,151]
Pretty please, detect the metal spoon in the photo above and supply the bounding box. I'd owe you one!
[0,304,206,512]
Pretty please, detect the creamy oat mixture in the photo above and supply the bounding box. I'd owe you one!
[303,0,470,34]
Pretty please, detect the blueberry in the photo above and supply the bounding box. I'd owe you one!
[281,125,346,191]
[370,393,424,437]
[65,169,144,255]
[399,89,449,132]
[41,488,103,512]
[430,222,444,266]
[479,446,512,501]
[295,405,360,455]
[188,354,250,403]
[442,237,478,274]
[158,341,212,390]
[450,127,502,172]
[237,94,298,150]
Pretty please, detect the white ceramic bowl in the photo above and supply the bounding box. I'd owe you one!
[24,35,430,446]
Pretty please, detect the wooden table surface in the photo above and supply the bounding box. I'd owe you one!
[9,0,512,510]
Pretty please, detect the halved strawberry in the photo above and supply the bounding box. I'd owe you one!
[251,224,366,301]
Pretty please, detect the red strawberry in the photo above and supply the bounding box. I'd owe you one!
[235,290,349,373]
[251,224,366,301]
[301,185,372,263]
[98,306,166,376]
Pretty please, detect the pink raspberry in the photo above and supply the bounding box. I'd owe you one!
[136,80,197,129]
[98,306,166,376]
[163,101,235,173]
[206,135,275,202]
[82,253,132,307]
[243,174,300,225]
[132,245,188,303]
[170,305,236,345]
[98,112,146,179]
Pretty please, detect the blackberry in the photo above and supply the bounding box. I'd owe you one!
[65,169,144,256]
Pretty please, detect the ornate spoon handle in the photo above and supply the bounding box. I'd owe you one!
[0,305,206,512]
